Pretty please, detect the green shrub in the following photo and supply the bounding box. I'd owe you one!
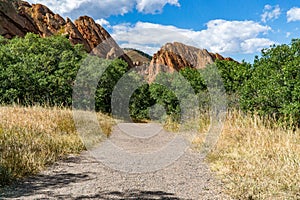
[0,33,86,106]
[240,39,300,127]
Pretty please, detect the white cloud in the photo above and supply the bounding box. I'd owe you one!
[287,7,300,22]
[136,0,180,14]
[112,20,274,55]
[95,19,111,28]
[240,38,274,53]
[27,0,89,15]
[261,4,281,23]
[27,0,179,18]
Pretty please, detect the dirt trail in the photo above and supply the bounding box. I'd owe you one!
[1,123,229,200]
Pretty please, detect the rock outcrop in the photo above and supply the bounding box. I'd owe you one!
[151,42,234,70]
[145,42,234,80]
[0,0,133,67]
[0,1,38,38]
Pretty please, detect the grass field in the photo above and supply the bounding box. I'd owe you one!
[0,106,114,186]
[207,110,300,199]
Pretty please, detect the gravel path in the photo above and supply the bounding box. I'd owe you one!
[1,123,230,200]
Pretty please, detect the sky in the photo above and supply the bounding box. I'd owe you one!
[27,0,300,62]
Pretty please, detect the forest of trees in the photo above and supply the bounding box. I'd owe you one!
[0,33,299,127]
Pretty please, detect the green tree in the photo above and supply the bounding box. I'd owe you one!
[215,60,252,94]
[179,67,207,93]
[129,83,155,121]
[0,33,86,106]
[240,39,300,126]
[149,70,200,122]
[95,59,128,113]
[214,60,252,107]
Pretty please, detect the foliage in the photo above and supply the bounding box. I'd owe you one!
[179,67,207,93]
[207,60,251,108]
[215,60,252,94]
[0,33,86,106]
[0,33,130,115]
[96,59,128,113]
[149,73,182,120]
[240,39,300,126]
[129,83,156,121]
[0,33,299,127]
[148,70,203,122]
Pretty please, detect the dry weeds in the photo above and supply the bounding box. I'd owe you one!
[207,110,300,199]
[0,106,114,186]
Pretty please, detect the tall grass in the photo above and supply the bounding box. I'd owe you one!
[207,110,300,199]
[0,106,114,186]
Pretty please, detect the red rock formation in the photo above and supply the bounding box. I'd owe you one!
[146,42,235,80]
[0,0,133,67]
[151,42,234,70]
[0,1,38,38]
[64,17,91,51]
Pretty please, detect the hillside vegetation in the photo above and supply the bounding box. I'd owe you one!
[0,33,299,199]
[123,48,152,61]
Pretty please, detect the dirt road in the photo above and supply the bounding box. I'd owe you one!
[1,123,229,199]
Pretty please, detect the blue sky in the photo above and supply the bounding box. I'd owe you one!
[27,0,300,62]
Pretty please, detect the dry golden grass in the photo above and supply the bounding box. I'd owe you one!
[206,110,300,199]
[0,106,114,186]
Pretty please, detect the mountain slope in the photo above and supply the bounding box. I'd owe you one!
[123,48,152,66]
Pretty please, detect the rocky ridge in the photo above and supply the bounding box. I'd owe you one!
[0,0,133,66]
[150,42,234,70]
[134,42,234,81]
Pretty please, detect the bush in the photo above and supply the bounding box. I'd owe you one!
[96,59,129,113]
[240,39,300,127]
[0,34,131,116]
[0,33,86,106]
[129,83,156,121]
